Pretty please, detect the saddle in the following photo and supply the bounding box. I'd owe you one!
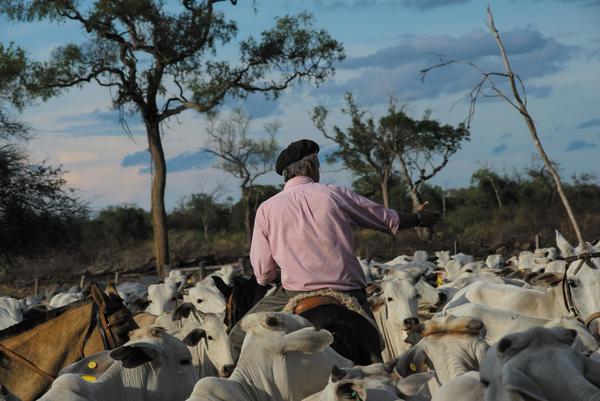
[283,289,383,346]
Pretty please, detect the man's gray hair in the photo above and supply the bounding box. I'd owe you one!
[282,152,319,182]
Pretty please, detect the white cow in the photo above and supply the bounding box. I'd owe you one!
[303,364,433,401]
[431,371,483,401]
[171,312,235,378]
[116,281,148,313]
[0,297,22,330]
[444,303,598,352]
[183,282,227,315]
[396,316,488,398]
[49,292,84,308]
[480,326,600,401]
[442,277,566,320]
[186,312,352,401]
[145,282,179,316]
[38,327,197,401]
[370,274,421,362]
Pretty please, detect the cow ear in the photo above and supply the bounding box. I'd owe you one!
[182,329,207,346]
[530,272,563,287]
[211,276,231,298]
[335,379,366,401]
[396,346,429,377]
[172,302,195,321]
[369,296,385,312]
[396,371,435,397]
[110,344,160,369]
[556,230,575,258]
[504,369,546,401]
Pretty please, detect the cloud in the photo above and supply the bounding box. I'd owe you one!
[302,0,471,11]
[57,109,144,136]
[565,139,598,151]
[223,93,281,118]
[491,144,509,155]
[400,0,470,10]
[577,118,600,129]
[138,149,215,174]
[121,150,150,167]
[515,0,600,6]
[315,27,578,103]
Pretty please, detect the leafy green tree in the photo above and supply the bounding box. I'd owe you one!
[205,108,280,244]
[351,171,410,211]
[180,192,223,240]
[0,43,86,268]
[312,94,400,209]
[1,0,344,276]
[93,205,151,246]
[313,94,469,211]
[391,110,469,211]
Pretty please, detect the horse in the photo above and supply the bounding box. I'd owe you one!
[0,283,138,401]
[211,275,271,331]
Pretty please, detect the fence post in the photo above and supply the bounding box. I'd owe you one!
[34,278,39,297]
[535,234,540,250]
[79,274,86,289]
[453,240,459,255]
[114,272,120,285]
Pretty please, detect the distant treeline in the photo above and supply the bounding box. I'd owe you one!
[2,164,599,283]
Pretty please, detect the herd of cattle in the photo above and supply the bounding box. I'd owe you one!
[1,230,600,400]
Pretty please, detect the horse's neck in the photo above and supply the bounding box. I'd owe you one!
[7,303,94,365]
[0,303,96,401]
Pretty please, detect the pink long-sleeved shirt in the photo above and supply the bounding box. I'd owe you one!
[250,176,401,291]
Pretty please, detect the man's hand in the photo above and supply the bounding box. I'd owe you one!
[416,201,441,228]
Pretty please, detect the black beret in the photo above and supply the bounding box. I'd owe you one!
[275,139,320,175]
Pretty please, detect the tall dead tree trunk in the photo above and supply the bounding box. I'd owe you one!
[486,7,584,246]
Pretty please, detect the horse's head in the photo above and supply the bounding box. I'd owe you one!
[90,283,138,348]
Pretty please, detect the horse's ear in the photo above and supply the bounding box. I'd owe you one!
[105,282,121,301]
[211,276,231,298]
[90,282,110,308]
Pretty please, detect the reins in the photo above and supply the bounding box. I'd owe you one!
[0,289,123,383]
[561,252,600,327]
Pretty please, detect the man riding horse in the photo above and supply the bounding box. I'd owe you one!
[229,139,440,362]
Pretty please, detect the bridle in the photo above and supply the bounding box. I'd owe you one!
[561,252,600,328]
[0,292,128,383]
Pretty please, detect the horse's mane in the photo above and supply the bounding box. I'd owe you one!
[0,298,91,342]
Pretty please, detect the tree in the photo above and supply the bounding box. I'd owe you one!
[312,93,402,209]
[93,204,151,246]
[421,6,585,247]
[205,108,280,245]
[472,166,504,209]
[0,43,86,267]
[313,94,469,211]
[1,1,344,276]
[351,171,410,211]
[183,191,222,241]
[393,110,469,211]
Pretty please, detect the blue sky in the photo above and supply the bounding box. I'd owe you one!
[2,0,599,211]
